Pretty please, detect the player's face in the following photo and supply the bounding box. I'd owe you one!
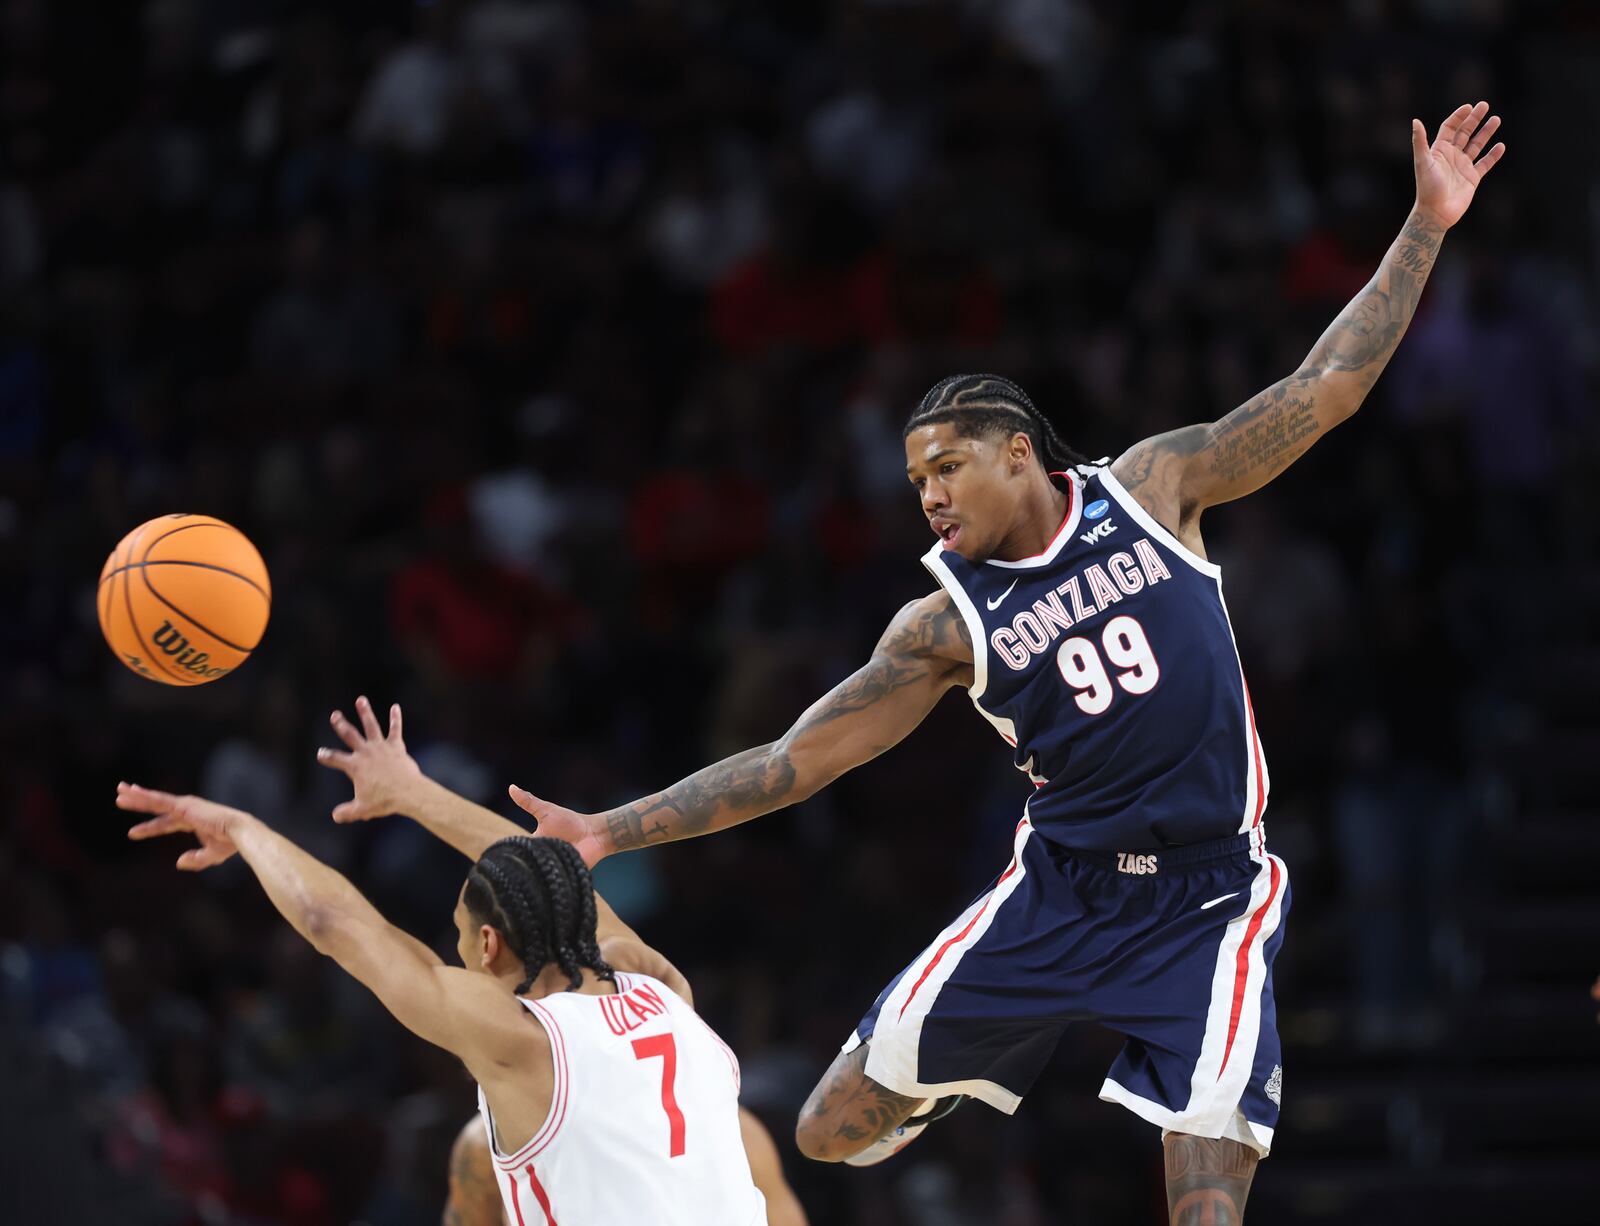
[905,423,1021,561]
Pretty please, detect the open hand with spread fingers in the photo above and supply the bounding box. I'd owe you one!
[119,782,250,870]
[316,695,425,823]
[1413,101,1505,229]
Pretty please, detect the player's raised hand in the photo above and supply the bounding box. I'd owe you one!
[317,695,424,823]
[509,784,608,868]
[119,782,247,870]
[1412,101,1505,229]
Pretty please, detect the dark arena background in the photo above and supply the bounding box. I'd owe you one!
[2,2,1597,1224]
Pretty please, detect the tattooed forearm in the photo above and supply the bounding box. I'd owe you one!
[1116,209,1446,513]
[1164,1133,1258,1226]
[1304,209,1443,387]
[1213,210,1444,488]
[601,745,800,851]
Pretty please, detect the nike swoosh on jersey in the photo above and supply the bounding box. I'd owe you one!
[986,579,1020,611]
[1200,892,1240,910]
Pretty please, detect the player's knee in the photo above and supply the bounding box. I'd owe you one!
[793,1111,857,1163]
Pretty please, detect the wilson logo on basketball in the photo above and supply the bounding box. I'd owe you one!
[150,620,232,680]
[98,513,269,686]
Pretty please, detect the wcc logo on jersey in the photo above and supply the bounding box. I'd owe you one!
[1079,518,1117,545]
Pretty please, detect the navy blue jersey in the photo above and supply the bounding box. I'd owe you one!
[924,464,1268,850]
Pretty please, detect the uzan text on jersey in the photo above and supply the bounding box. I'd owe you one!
[598,981,671,1036]
[990,537,1173,670]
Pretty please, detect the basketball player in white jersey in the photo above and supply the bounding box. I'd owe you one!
[301,696,808,1226]
[116,776,768,1226]
[446,1107,808,1226]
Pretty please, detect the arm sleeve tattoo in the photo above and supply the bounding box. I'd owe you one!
[596,593,972,854]
[1116,209,1446,515]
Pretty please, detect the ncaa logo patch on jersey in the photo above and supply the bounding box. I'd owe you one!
[1084,499,1110,520]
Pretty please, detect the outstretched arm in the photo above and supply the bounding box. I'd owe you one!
[317,697,640,943]
[317,699,695,1001]
[319,590,972,872]
[118,784,533,1080]
[538,590,973,859]
[1113,102,1505,526]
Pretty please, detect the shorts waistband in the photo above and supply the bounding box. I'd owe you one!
[1065,827,1263,873]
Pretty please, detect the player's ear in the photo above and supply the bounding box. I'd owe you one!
[479,924,502,971]
[1009,431,1033,474]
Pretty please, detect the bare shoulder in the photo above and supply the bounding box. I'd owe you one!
[1110,426,1210,528]
[438,967,552,1073]
[876,590,974,672]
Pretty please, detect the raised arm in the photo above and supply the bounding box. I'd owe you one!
[118,784,534,1083]
[1112,102,1505,528]
[316,698,684,976]
[512,590,973,861]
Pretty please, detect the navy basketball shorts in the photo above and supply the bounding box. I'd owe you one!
[843,816,1290,1155]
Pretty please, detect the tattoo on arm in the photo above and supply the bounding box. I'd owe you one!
[445,1124,504,1226]
[1199,379,1321,491]
[804,1043,923,1150]
[793,594,970,739]
[1116,211,1445,513]
[1164,1133,1258,1226]
[602,746,799,851]
[875,592,973,661]
[1304,211,1442,384]
[596,595,968,853]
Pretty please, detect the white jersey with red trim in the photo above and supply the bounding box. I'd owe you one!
[476,972,765,1226]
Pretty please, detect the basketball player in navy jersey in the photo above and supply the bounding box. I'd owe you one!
[508,105,1504,1222]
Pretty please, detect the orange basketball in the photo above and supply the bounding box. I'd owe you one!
[98,514,271,686]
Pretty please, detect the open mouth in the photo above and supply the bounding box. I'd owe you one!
[933,521,962,548]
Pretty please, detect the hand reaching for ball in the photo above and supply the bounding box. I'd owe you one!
[317,696,424,823]
[120,782,248,870]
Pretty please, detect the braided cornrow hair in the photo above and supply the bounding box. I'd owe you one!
[463,837,615,996]
[903,374,1092,487]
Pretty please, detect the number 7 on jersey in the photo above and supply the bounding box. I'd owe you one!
[632,1034,687,1157]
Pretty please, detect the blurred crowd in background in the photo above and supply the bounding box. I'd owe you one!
[2,1,1596,1224]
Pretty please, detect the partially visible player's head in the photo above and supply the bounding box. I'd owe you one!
[903,374,1089,561]
[456,837,614,995]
